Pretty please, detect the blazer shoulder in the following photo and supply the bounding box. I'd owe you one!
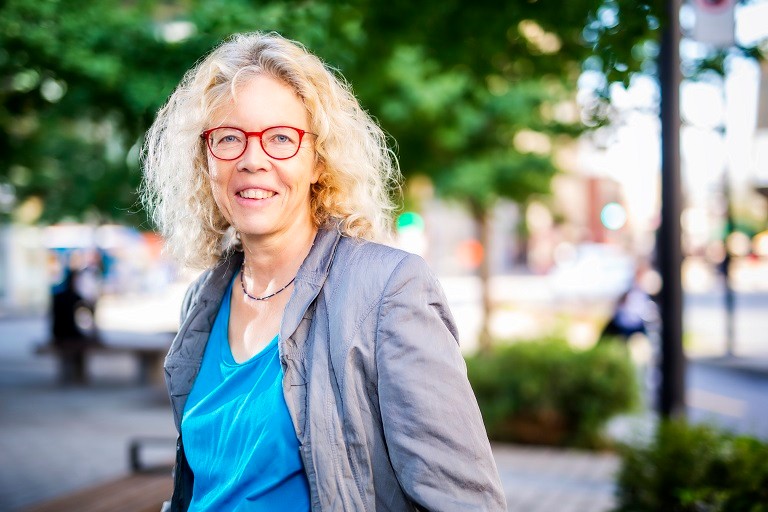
[327,237,433,301]
[334,237,421,277]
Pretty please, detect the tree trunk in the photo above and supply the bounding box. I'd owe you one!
[471,202,494,353]
[515,203,529,267]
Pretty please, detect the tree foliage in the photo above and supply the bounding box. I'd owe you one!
[1,0,174,223]
[6,0,750,226]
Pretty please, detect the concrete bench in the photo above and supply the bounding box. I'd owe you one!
[35,334,173,386]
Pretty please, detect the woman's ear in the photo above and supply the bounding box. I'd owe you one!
[311,157,324,185]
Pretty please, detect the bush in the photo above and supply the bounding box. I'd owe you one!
[466,338,638,448]
[615,420,768,511]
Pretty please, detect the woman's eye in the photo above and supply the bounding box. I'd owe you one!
[272,133,292,144]
[220,135,239,144]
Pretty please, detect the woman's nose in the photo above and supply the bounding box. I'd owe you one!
[237,137,270,172]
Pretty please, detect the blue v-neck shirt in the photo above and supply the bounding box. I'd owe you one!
[181,276,310,511]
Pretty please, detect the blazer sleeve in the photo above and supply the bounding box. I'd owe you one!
[375,253,507,511]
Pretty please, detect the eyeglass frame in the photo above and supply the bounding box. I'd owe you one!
[200,125,316,161]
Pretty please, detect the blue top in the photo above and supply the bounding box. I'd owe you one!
[181,276,311,512]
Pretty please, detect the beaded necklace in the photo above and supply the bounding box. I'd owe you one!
[239,263,295,301]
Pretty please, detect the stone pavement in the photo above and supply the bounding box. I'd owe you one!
[0,315,621,512]
[495,445,619,512]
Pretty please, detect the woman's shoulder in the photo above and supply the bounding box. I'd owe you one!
[328,236,433,296]
[337,236,428,274]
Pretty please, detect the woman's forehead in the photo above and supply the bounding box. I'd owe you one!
[209,75,309,128]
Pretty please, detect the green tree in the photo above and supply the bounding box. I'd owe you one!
[348,1,615,350]
[372,51,575,349]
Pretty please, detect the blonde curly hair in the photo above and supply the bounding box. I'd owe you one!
[141,32,401,269]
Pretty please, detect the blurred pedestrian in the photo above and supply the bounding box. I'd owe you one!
[68,248,104,334]
[51,268,86,342]
[142,32,505,512]
[50,266,99,384]
[600,274,656,343]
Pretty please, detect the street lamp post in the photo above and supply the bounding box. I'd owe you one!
[658,0,686,419]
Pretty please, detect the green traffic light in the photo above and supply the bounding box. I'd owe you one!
[396,212,425,231]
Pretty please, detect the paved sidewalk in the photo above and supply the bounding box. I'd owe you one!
[0,315,620,512]
[496,444,619,512]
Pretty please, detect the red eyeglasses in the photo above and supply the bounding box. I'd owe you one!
[201,126,315,161]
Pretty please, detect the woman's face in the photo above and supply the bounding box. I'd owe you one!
[205,74,320,244]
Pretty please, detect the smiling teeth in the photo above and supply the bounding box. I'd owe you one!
[239,189,275,199]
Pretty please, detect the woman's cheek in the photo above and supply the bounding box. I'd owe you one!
[206,175,231,223]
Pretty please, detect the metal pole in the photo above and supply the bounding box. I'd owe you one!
[723,171,736,357]
[718,73,736,358]
[658,0,686,419]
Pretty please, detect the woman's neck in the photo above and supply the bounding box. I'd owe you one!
[239,223,317,293]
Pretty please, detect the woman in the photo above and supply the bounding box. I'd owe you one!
[142,32,506,511]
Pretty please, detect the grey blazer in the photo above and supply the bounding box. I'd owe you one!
[164,223,507,511]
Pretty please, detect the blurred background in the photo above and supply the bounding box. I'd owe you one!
[1,0,768,511]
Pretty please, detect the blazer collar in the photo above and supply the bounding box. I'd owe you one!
[280,221,342,346]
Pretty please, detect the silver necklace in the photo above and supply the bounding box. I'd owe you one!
[240,263,295,301]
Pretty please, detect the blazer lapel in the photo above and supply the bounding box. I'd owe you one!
[279,223,342,356]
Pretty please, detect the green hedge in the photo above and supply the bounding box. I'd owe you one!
[615,421,768,511]
[466,339,638,448]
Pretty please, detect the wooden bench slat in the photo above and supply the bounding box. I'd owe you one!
[22,473,173,512]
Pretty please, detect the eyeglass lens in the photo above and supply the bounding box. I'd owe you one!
[207,127,302,160]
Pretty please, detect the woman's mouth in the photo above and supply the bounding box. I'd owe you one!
[238,188,276,200]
